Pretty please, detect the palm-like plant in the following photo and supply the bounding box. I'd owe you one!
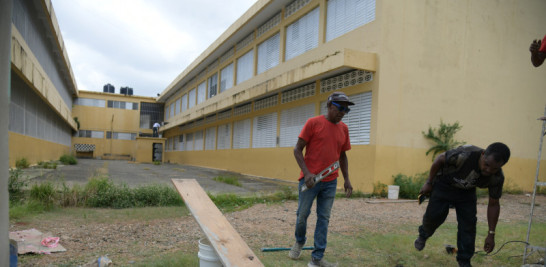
[422,120,465,160]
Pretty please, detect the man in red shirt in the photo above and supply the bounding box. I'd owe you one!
[288,91,354,267]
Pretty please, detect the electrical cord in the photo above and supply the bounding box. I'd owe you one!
[474,240,529,257]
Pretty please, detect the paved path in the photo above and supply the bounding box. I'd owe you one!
[20,159,297,195]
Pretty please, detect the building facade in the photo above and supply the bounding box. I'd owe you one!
[158,0,546,192]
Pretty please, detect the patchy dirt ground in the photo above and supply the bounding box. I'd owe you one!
[10,194,546,266]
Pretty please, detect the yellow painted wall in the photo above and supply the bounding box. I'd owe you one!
[9,132,69,167]
[135,137,165,163]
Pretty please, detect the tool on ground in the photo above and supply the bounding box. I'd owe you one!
[418,194,427,205]
[301,161,340,192]
[445,244,457,254]
[260,246,314,252]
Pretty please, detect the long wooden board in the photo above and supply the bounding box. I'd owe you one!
[172,179,263,267]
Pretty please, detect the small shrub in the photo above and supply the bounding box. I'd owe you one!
[213,176,242,187]
[15,158,30,169]
[30,182,57,209]
[372,182,388,197]
[153,161,161,165]
[38,161,58,169]
[59,154,77,165]
[133,185,183,207]
[423,120,465,160]
[393,172,428,199]
[9,169,28,201]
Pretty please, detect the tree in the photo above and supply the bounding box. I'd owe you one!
[422,120,465,160]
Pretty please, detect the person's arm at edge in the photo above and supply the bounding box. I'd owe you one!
[530,39,545,67]
[294,137,315,189]
[484,197,500,253]
[419,153,446,195]
[339,151,352,197]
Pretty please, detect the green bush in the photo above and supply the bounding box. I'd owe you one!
[422,120,465,160]
[59,154,77,165]
[372,182,388,197]
[15,158,30,169]
[9,169,28,201]
[393,172,428,199]
[38,161,58,169]
[133,185,183,207]
[153,161,161,165]
[30,182,56,209]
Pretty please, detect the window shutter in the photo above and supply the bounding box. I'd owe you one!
[194,130,204,151]
[185,133,194,151]
[285,8,319,61]
[280,103,315,147]
[257,32,280,74]
[233,119,251,149]
[220,63,234,93]
[217,123,231,150]
[326,0,376,41]
[252,112,277,148]
[237,50,254,84]
[188,88,196,109]
[205,127,216,150]
[197,82,206,104]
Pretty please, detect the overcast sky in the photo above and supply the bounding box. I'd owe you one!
[51,0,257,97]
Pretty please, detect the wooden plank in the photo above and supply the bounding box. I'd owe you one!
[172,179,263,267]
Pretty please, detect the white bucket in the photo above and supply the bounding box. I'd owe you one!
[198,238,222,267]
[388,185,400,200]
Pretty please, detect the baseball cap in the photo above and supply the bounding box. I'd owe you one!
[327,91,355,105]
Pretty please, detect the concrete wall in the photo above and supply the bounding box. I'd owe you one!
[1,0,11,264]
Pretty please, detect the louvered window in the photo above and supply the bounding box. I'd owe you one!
[233,119,251,149]
[252,112,277,148]
[280,103,315,147]
[257,32,280,74]
[326,0,375,42]
[175,98,180,115]
[177,135,185,151]
[237,50,254,84]
[170,103,175,118]
[194,130,204,151]
[320,91,372,145]
[285,7,319,61]
[205,127,216,150]
[188,88,196,109]
[197,82,206,104]
[217,123,231,150]
[181,94,188,112]
[220,63,234,93]
[185,133,194,151]
[208,74,218,98]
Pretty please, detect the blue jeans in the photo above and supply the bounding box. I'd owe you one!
[294,178,337,260]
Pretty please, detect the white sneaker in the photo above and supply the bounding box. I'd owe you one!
[288,241,304,259]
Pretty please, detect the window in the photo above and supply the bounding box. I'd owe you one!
[326,0,375,41]
[205,127,216,150]
[194,130,204,151]
[165,106,169,120]
[181,94,188,112]
[252,112,277,148]
[280,103,315,147]
[170,103,175,118]
[217,123,231,150]
[185,133,194,151]
[177,135,185,151]
[106,132,137,140]
[220,63,234,93]
[320,91,372,144]
[188,88,196,109]
[285,7,319,61]
[77,130,104,139]
[237,50,254,84]
[107,100,138,110]
[233,119,251,149]
[140,102,164,129]
[197,82,206,104]
[175,98,181,115]
[75,98,105,107]
[257,32,280,74]
[208,74,218,98]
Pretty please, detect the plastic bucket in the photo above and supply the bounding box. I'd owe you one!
[9,239,17,267]
[198,238,222,267]
[388,185,400,200]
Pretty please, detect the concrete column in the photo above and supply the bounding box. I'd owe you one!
[0,0,12,265]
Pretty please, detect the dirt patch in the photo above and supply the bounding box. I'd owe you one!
[11,194,546,266]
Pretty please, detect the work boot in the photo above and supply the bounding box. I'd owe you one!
[308,257,338,267]
[288,241,304,259]
[457,259,472,267]
[414,236,427,251]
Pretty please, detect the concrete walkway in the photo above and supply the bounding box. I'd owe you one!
[19,159,297,195]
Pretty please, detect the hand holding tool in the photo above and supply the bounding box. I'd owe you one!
[301,161,340,192]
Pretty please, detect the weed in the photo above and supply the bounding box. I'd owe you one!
[38,161,58,169]
[213,176,242,187]
[9,169,28,202]
[16,157,30,169]
[30,182,57,209]
[423,120,465,160]
[153,161,161,165]
[393,172,428,199]
[372,181,388,197]
[59,154,77,165]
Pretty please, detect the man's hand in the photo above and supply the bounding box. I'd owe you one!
[484,234,495,253]
[344,179,353,198]
[303,172,316,189]
[419,182,433,196]
[530,39,541,54]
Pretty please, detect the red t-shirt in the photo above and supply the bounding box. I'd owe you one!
[540,34,546,52]
[298,115,351,182]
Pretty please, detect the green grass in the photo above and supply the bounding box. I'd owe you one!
[59,154,77,165]
[15,157,30,169]
[213,176,242,187]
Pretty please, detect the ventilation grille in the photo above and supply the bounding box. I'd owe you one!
[320,70,373,93]
[254,95,278,111]
[257,13,281,38]
[233,103,251,116]
[285,0,311,18]
[219,48,234,64]
[205,114,217,124]
[218,109,232,120]
[237,33,254,51]
[281,83,315,104]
